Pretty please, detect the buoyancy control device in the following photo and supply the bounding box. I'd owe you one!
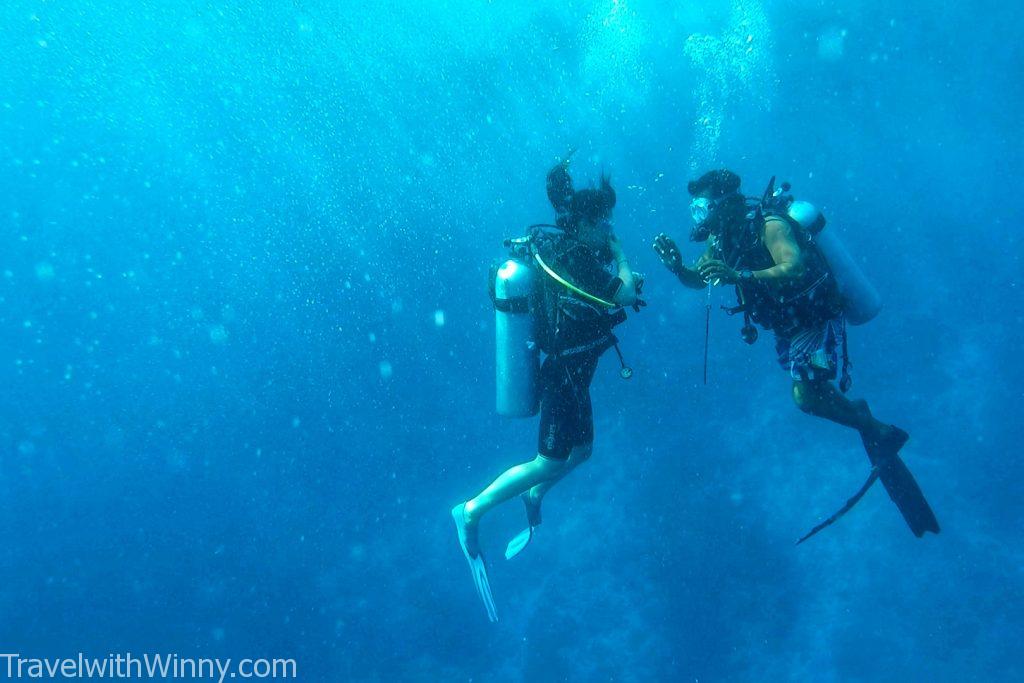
[490,226,642,417]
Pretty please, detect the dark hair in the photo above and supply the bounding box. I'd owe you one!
[687,169,741,198]
[569,174,616,224]
[546,158,616,231]
[547,161,574,214]
[717,192,749,225]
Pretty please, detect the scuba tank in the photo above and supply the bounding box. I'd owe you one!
[492,255,540,417]
[490,224,641,416]
[787,200,882,326]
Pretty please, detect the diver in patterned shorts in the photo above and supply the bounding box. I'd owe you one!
[653,169,938,541]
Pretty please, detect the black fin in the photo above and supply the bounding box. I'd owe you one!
[874,453,941,537]
[862,428,940,537]
[796,468,880,545]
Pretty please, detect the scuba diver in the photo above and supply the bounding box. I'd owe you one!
[452,153,642,621]
[652,169,939,543]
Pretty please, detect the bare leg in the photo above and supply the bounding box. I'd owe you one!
[494,445,594,560]
[463,455,566,526]
[792,379,889,438]
[528,443,592,507]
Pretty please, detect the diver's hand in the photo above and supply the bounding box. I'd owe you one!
[698,259,740,285]
[652,233,683,274]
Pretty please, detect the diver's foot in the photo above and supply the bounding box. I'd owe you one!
[451,503,481,559]
[521,492,543,528]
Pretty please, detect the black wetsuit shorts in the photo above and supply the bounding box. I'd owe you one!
[537,350,601,460]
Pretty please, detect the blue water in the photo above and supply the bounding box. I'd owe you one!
[1,1,1021,680]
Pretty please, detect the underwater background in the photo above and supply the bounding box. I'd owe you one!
[1,0,1021,680]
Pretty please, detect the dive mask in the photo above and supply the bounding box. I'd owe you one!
[688,194,733,242]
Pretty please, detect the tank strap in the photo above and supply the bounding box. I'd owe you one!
[494,296,531,314]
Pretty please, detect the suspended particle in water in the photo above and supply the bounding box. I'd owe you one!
[165,449,188,472]
[208,324,228,344]
[817,27,847,62]
[379,361,393,380]
[34,262,55,281]
[434,310,445,327]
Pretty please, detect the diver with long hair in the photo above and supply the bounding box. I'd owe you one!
[451,153,639,621]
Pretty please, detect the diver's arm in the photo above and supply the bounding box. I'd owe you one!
[682,247,714,288]
[699,221,805,285]
[675,245,713,289]
[652,233,708,289]
[609,238,638,306]
[755,218,805,283]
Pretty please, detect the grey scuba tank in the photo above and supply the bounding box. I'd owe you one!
[788,200,882,325]
[494,257,540,417]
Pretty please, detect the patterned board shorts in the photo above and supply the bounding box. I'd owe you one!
[775,316,845,382]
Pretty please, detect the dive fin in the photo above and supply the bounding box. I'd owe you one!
[874,453,940,537]
[521,491,542,528]
[862,428,940,537]
[505,492,541,559]
[451,504,498,622]
[504,527,534,560]
[796,468,880,545]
